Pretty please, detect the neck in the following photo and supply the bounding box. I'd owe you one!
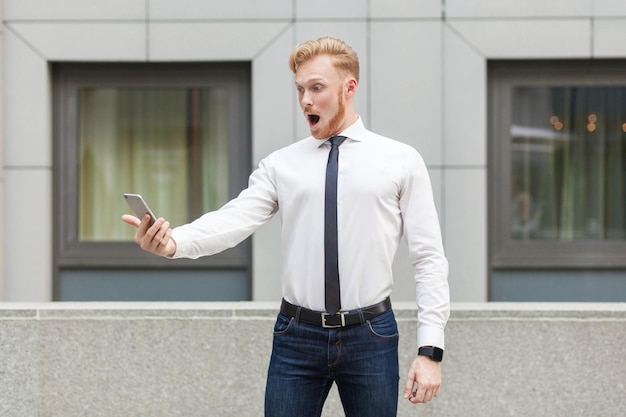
[332,112,358,136]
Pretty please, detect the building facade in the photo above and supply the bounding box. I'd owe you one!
[2,0,626,302]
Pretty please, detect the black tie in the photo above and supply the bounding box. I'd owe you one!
[324,136,346,315]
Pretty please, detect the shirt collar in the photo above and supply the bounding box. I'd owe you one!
[315,116,366,148]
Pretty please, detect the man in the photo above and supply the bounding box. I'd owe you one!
[123,36,449,417]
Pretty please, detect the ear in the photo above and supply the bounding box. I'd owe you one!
[345,78,358,98]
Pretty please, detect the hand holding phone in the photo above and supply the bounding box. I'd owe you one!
[124,193,157,226]
[122,193,175,257]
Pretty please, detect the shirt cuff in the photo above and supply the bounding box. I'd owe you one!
[417,325,445,350]
[170,228,190,259]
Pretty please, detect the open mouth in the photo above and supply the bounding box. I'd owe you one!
[307,114,320,126]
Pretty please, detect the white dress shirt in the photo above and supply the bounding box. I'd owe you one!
[171,117,450,348]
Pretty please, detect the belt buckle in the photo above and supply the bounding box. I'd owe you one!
[321,312,346,328]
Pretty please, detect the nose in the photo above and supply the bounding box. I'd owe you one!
[300,90,313,107]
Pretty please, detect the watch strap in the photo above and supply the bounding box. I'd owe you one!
[418,346,444,362]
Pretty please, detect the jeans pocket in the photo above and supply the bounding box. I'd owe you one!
[272,313,295,336]
[366,311,399,339]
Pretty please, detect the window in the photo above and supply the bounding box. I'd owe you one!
[489,61,626,301]
[53,63,251,301]
[78,88,231,241]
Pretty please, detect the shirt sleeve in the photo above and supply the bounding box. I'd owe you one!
[399,149,450,350]
[171,156,279,259]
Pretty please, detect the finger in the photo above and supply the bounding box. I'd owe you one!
[148,219,172,248]
[159,228,176,257]
[135,217,158,249]
[412,387,426,403]
[403,375,416,399]
[134,215,154,245]
[144,218,162,243]
[154,221,171,246]
[140,214,154,231]
[161,225,172,245]
[121,214,141,228]
[412,383,438,404]
[423,389,434,403]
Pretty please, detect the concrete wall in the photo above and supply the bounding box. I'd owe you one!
[3,1,626,301]
[0,0,4,300]
[1,302,624,417]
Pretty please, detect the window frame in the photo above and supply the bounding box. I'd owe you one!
[488,60,626,269]
[52,62,252,271]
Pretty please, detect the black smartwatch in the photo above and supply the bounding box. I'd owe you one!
[418,346,444,362]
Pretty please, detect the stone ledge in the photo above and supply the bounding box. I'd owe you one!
[1,302,624,417]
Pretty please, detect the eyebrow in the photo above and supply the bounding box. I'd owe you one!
[295,77,326,86]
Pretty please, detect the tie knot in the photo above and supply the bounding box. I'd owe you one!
[329,136,347,147]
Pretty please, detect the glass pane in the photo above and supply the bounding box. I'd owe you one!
[78,87,230,241]
[511,86,626,241]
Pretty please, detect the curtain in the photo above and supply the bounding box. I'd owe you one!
[78,87,229,241]
[511,86,625,241]
[201,88,230,215]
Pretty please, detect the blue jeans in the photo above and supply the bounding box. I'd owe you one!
[264,309,400,417]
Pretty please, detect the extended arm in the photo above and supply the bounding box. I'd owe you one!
[122,156,278,259]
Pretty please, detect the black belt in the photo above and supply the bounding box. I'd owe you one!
[280,297,392,328]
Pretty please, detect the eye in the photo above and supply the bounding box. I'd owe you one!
[296,86,304,94]
[313,85,322,92]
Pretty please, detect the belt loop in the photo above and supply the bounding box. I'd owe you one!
[357,308,366,325]
[295,306,302,324]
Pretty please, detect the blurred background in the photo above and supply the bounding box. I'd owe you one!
[2,0,626,303]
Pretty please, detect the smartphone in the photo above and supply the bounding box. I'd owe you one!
[124,193,157,226]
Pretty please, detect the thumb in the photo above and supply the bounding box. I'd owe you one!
[122,214,141,228]
[403,371,416,398]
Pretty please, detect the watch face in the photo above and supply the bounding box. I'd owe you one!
[432,347,444,362]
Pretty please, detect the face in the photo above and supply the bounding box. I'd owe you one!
[295,54,351,139]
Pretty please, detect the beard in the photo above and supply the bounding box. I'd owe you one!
[326,88,346,137]
[310,88,346,139]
